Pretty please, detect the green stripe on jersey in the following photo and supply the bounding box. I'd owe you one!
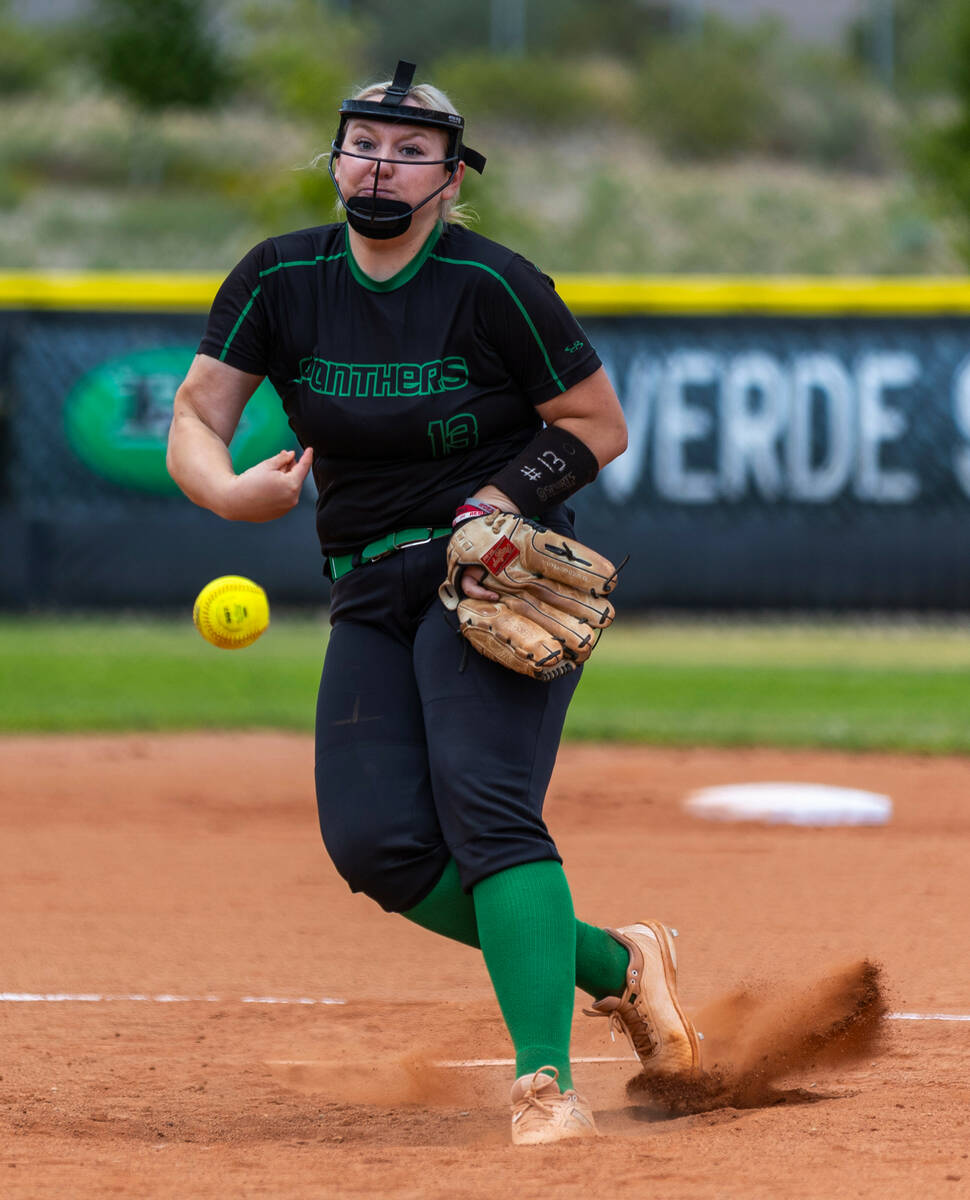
[345,222,443,292]
[219,250,347,360]
[219,287,261,362]
[430,253,566,393]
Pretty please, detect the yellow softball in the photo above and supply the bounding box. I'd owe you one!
[192,575,270,650]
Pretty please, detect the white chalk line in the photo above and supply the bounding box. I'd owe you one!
[0,993,345,1006]
[268,1056,641,1068]
[889,1011,970,1022]
[2,995,969,1026]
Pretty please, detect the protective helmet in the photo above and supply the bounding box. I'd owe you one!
[329,60,486,240]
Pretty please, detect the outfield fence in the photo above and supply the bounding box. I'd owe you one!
[2,274,970,610]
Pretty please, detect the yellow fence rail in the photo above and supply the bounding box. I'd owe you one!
[2,272,970,315]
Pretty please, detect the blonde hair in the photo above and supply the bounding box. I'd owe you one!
[335,77,477,228]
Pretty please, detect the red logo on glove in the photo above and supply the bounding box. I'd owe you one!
[481,537,520,575]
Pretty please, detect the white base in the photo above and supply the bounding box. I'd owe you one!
[684,782,892,826]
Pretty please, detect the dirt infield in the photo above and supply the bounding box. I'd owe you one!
[2,733,969,1198]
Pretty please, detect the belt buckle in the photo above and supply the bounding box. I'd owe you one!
[366,528,434,564]
[394,528,436,551]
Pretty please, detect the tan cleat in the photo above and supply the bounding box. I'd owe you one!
[585,920,701,1075]
[509,1066,598,1145]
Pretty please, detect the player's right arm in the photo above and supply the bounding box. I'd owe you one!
[167,354,313,523]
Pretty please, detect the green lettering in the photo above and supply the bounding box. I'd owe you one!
[354,365,380,394]
[297,356,469,398]
[445,413,477,450]
[397,364,422,396]
[373,363,395,397]
[330,363,353,396]
[428,418,446,458]
[442,356,468,390]
[423,361,444,393]
[427,412,479,457]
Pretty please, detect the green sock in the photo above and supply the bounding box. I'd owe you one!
[403,859,480,947]
[575,919,629,1000]
[472,860,577,1090]
[403,859,630,1002]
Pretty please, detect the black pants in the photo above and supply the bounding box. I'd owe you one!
[315,536,580,913]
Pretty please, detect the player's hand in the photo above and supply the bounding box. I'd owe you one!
[456,489,518,600]
[460,566,499,601]
[220,447,313,522]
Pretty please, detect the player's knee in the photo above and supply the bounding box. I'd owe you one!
[318,820,377,891]
[319,822,445,913]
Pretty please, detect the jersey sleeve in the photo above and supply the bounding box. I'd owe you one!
[197,241,274,376]
[484,254,602,406]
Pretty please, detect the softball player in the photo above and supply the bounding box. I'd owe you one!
[167,61,700,1144]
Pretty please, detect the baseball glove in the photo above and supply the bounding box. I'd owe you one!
[438,509,620,681]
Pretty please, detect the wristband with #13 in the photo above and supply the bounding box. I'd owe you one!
[486,425,599,514]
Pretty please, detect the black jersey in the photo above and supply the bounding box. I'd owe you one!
[198,221,601,556]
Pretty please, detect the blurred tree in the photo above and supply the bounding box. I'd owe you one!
[87,0,232,111]
[903,0,970,262]
[631,14,890,169]
[847,0,970,97]
[433,50,599,128]
[347,0,578,68]
[233,0,367,123]
[635,17,777,159]
[553,0,676,60]
[768,43,892,172]
[237,0,677,76]
[0,0,51,95]
[349,0,490,66]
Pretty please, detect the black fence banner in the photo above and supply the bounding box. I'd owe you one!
[2,275,970,610]
[575,314,970,609]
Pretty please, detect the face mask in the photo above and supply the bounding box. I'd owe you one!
[329,60,486,242]
[344,195,414,241]
[331,152,454,240]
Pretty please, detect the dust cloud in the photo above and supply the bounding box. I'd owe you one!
[628,959,887,1116]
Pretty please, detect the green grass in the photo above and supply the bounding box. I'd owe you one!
[0,615,326,732]
[569,660,970,751]
[4,615,970,753]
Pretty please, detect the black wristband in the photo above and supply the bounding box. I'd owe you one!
[487,425,599,513]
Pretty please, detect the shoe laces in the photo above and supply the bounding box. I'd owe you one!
[512,1068,562,1124]
[584,987,659,1058]
[608,997,659,1057]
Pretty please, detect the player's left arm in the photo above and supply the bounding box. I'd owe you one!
[464,367,627,599]
[473,367,626,513]
[535,366,628,468]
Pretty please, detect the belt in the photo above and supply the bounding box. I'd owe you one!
[327,526,452,582]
